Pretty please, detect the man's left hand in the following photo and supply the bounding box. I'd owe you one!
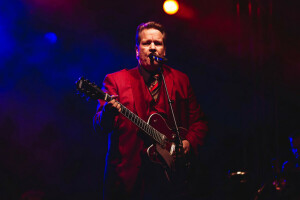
[182,140,190,154]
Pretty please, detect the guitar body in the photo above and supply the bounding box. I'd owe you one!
[146,113,189,182]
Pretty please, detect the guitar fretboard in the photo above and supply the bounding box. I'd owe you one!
[76,77,166,145]
[119,103,165,145]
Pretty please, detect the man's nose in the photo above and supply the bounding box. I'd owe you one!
[149,42,156,52]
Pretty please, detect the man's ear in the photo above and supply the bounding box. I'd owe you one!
[135,46,139,59]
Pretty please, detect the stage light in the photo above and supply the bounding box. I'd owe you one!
[44,32,57,44]
[163,0,179,15]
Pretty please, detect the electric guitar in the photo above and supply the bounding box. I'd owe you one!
[76,77,190,183]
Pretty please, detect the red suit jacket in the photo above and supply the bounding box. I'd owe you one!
[94,65,208,198]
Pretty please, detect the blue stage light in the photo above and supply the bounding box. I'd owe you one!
[44,32,57,43]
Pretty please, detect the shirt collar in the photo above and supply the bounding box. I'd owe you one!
[138,65,160,85]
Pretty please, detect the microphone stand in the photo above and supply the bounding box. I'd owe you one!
[158,63,183,153]
[152,55,188,187]
[149,53,183,152]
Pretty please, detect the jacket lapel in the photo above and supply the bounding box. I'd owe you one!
[128,67,152,121]
[162,65,174,101]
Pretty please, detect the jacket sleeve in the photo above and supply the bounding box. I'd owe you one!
[94,74,120,134]
[184,77,208,155]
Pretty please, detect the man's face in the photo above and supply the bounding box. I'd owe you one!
[136,28,166,72]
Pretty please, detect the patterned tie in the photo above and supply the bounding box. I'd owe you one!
[149,74,160,101]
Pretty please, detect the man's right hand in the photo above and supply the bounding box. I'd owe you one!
[97,95,121,133]
[105,95,122,113]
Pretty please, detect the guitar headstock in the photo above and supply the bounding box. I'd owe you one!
[75,77,107,101]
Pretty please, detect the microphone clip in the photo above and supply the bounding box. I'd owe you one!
[148,53,168,64]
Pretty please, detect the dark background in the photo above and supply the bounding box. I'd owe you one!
[1,0,299,199]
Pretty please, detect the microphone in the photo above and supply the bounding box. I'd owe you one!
[148,53,168,64]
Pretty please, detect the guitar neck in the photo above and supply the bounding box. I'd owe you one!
[120,103,165,145]
[76,77,166,145]
[104,93,164,145]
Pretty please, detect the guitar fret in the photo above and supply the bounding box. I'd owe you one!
[150,127,154,138]
[133,113,137,123]
[136,118,140,127]
[154,131,158,142]
[129,112,134,121]
[159,133,163,143]
[134,116,139,124]
[118,103,163,145]
[139,119,143,128]
[157,132,162,143]
[152,129,157,139]
[131,113,135,122]
[146,125,150,136]
[145,125,149,135]
[142,123,146,132]
[149,127,153,137]
[123,107,128,117]
[125,109,129,118]
[128,111,132,119]
[154,130,158,141]
[137,117,141,126]
[153,131,159,140]
[133,115,136,123]
[156,131,162,143]
[153,130,158,141]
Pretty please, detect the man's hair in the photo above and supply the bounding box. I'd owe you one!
[135,21,166,47]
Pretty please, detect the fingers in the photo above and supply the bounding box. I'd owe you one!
[112,101,121,112]
[182,140,190,154]
[110,95,118,99]
[107,95,121,113]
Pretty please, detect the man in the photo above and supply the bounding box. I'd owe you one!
[94,21,208,200]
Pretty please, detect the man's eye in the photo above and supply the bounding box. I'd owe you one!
[154,42,163,45]
[142,41,151,45]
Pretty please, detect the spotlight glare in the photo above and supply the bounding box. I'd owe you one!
[163,0,179,15]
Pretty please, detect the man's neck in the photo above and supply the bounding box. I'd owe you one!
[138,65,160,84]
